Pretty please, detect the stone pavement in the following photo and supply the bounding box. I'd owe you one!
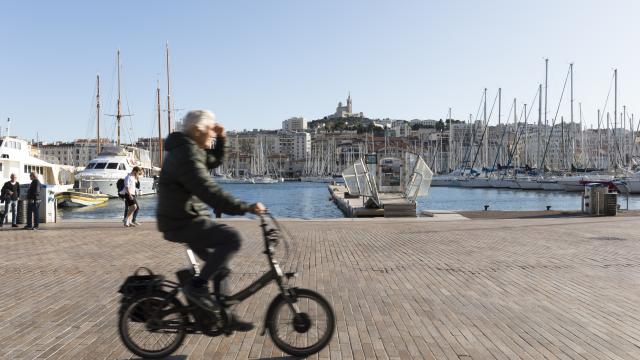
[1,216,640,359]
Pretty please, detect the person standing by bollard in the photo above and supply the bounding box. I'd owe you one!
[25,172,41,230]
[0,173,20,228]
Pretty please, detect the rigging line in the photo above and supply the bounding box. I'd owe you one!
[597,72,615,130]
[506,103,528,167]
[84,80,98,146]
[539,64,572,171]
[491,98,516,172]
[469,89,499,173]
[461,90,487,168]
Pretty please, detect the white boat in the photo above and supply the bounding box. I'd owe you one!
[0,136,75,193]
[488,177,512,188]
[460,177,492,188]
[616,178,640,194]
[252,176,279,184]
[538,177,565,191]
[516,178,544,190]
[300,176,335,183]
[212,174,255,184]
[557,174,614,192]
[432,174,459,187]
[76,146,157,198]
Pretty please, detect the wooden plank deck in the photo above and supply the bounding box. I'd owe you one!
[1,216,640,359]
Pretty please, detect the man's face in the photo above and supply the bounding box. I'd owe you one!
[193,122,216,149]
[30,174,35,180]
[10,175,16,182]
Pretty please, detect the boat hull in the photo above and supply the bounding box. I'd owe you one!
[617,179,640,194]
[56,191,109,207]
[517,179,544,190]
[78,177,156,198]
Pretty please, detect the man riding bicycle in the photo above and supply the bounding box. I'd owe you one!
[157,109,265,332]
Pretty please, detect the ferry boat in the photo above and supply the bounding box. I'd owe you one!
[0,136,75,193]
[76,145,158,198]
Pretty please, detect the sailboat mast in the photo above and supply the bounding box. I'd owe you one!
[166,41,172,134]
[570,63,574,167]
[614,69,618,170]
[524,103,528,167]
[498,88,501,165]
[513,98,517,172]
[96,74,101,154]
[116,50,122,147]
[483,88,487,169]
[157,82,163,166]
[448,107,452,172]
[537,84,542,169]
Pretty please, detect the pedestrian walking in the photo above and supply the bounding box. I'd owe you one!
[25,172,41,230]
[121,167,141,227]
[0,173,20,228]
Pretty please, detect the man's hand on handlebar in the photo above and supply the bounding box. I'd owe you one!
[249,202,267,215]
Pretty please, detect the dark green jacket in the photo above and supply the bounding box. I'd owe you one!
[157,132,249,233]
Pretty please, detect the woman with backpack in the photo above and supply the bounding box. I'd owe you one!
[120,167,141,227]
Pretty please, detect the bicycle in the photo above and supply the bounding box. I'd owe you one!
[117,212,336,358]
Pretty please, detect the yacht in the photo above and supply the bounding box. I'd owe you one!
[212,173,255,184]
[616,171,640,194]
[252,176,279,184]
[300,175,335,183]
[76,145,158,198]
[0,136,75,193]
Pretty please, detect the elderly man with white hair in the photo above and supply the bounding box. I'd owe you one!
[157,109,265,332]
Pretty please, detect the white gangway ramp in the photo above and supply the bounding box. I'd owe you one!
[403,154,433,203]
[341,158,381,207]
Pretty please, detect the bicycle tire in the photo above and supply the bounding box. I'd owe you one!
[266,288,335,357]
[118,291,188,359]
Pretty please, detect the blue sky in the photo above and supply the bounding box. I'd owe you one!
[0,0,638,142]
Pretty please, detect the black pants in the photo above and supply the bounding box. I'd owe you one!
[164,218,242,294]
[27,200,40,228]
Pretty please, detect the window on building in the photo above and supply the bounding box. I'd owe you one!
[94,162,107,169]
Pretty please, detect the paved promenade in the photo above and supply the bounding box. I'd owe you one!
[1,216,640,359]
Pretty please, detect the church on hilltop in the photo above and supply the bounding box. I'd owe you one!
[328,93,364,119]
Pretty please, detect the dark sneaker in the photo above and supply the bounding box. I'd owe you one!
[24,226,33,230]
[12,224,18,228]
[32,227,39,230]
[229,314,254,332]
[183,283,218,311]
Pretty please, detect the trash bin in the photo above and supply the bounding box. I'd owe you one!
[604,192,617,216]
[16,200,28,224]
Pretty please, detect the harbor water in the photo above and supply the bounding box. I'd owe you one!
[58,182,640,220]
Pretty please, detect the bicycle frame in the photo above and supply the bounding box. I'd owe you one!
[170,213,300,334]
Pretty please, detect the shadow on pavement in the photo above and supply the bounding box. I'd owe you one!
[128,356,187,360]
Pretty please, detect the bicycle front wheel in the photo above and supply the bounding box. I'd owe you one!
[266,288,335,357]
[118,291,188,359]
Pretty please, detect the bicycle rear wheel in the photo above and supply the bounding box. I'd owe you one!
[118,291,188,359]
[266,288,335,357]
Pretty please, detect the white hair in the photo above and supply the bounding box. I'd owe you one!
[182,110,216,134]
